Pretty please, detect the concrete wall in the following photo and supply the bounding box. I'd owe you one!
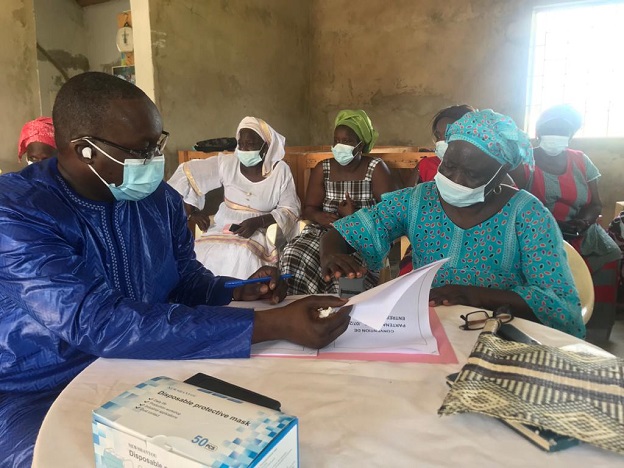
[147,0,311,177]
[34,0,131,116]
[131,0,155,100]
[84,0,131,74]
[2,0,622,220]
[308,0,624,222]
[34,0,89,116]
[0,0,40,174]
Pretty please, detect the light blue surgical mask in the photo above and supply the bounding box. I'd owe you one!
[236,143,265,167]
[435,140,448,160]
[434,165,503,207]
[539,135,569,156]
[86,142,165,201]
[332,143,359,166]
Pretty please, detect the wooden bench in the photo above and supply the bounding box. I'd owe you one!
[178,147,435,202]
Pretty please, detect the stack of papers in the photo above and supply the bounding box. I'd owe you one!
[251,259,456,362]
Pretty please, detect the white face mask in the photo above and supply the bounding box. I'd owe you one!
[539,135,569,156]
[435,140,448,160]
[331,143,358,166]
[434,165,504,207]
[236,149,263,167]
[236,142,266,167]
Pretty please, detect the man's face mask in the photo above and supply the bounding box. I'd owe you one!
[434,165,504,208]
[332,142,361,166]
[539,135,569,157]
[80,140,165,201]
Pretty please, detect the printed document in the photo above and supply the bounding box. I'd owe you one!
[250,259,448,358]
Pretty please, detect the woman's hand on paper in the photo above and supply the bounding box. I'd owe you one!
[429,285,480,308]
[320,253,367,282]
[252,296,351,349]
[232,266,287,304]
[430,285,536,321]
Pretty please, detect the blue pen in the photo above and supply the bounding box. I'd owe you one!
[224,274,293,288]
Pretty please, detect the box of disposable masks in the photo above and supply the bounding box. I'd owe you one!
[92,376,298,468]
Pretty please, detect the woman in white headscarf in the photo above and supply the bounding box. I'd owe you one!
[168,117,300,278]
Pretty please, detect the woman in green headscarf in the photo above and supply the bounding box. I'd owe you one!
[280,109,397,295]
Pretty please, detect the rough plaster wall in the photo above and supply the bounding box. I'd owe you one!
[84,0,131,74]
[34,0,90,116]
[309,0,623,221]
[148,0,311,177]
[0,0,40,174]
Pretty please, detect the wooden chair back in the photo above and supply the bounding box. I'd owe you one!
[177,148,435,204]
[298,151,433,202]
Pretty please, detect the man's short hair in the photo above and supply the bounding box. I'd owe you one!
[52,72,149,150]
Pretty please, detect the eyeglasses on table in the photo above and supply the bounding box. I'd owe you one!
[459,309,514,330]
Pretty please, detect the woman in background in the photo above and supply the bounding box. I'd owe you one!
[512,104,621,336]
[280,109,396,294]
[320,109,584,338]
[18,117,57,164]
[168,116,300,278]
[406,104,476,186]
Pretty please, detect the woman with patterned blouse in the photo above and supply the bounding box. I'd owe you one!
[511,104,620,338]
[280,109,396,295]
[320,109,585,338]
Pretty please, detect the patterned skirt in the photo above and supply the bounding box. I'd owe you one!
[279,223,378,295]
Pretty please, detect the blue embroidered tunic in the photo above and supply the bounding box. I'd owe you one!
[0,159,254,465]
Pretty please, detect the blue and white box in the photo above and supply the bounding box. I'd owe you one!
[92,376,298,467]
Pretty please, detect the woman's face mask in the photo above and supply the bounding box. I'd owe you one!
[539,135,569,156]
[236,142,265,167]
[83,141,165,201]
[331,142,361,166]
[434,165,504,207]
[435,140,448,160]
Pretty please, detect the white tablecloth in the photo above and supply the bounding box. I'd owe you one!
[33,302,620,467]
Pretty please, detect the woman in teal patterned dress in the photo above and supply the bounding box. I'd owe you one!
[320,109,585,338]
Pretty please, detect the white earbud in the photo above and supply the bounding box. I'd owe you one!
[82,147,92,159]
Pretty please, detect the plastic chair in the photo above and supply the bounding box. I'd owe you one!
[266,220,310,246]
[563,241,595,324]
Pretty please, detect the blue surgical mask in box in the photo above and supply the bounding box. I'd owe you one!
[92,376,298,467]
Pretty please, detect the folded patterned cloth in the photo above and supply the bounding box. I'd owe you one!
[439,320,624,454]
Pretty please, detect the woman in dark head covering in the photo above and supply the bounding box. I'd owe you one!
[405,104,476,187]
[320,109,585,338]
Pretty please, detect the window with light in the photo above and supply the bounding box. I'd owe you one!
[526,1,624,138]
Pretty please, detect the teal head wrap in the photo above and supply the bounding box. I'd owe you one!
[334,109,379,153]
[446,109,534,170]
